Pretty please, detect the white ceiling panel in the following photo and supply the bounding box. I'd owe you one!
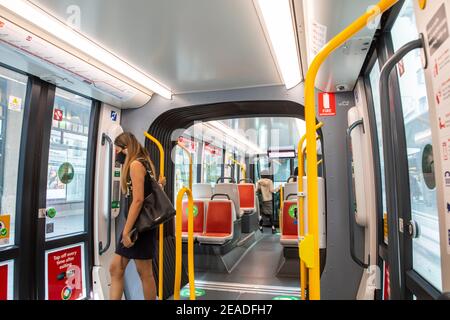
[30,0,283,94]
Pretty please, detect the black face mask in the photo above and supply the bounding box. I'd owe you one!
[116,151,126,165]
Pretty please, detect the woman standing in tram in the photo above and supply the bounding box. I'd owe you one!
[109,132,166,300]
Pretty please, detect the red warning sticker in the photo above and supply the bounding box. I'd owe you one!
[54,109,63,121]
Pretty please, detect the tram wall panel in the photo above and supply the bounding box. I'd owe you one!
[317,90,365,300]
[121,85,363,299]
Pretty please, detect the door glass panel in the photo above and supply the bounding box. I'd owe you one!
[369,59,389,244]
[0,66,27,248]
[45,89,93,239]
[0,260,14,300]
[391,0,442,290]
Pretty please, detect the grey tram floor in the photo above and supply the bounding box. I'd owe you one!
[178,228,300,300]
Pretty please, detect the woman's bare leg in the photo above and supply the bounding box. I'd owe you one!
[135,259,157,300]
[109,254,130,300]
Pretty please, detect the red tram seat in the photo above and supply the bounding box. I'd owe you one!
[238,183,256,213]
[181,200,205,241]
[280,200,299,247]
[197,200,234,245]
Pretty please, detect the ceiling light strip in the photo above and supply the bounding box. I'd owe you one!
[0,0,172,99]
[254,0,302,89]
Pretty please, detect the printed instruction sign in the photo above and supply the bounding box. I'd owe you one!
[0,215,10,245]
[46,244,85,300]
[318,92,336,116]
[425,2,450,254]
[8,96,22,112]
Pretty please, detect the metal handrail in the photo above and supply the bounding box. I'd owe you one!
[144,132,166,300]
[99,133,112,256]
[173,142,195,300]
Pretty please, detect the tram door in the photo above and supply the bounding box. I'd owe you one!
[0,68,98,300]
[365,0,450,299]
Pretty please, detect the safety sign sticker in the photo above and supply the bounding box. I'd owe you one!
[8,96,22,112]
[111,111,118,122]
[0,215,10,245]
[318,92,336,116]
[46,243,85,300]
[185,205,199,217]
[54,109,63,121]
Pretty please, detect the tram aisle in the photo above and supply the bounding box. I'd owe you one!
[179,229,300,300]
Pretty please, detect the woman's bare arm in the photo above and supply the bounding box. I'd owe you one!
[123,161,146,237]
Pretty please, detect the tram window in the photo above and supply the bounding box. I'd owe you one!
[273,159,291,189]
[45,89,93,239]
[173,117,308,197]
[369,59,388,244]
[0,66,27,249]
[203,142,222,184]
[391,0,442,291]
[174,138,198,193]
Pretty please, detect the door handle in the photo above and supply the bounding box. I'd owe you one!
[99,133,113,256]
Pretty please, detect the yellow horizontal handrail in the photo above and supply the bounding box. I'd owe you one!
[228,155,246,180]
[143,132,165,300]
[303,0,399,300]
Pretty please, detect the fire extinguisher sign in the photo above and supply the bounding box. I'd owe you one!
[318,92,337,116]
[45,243,86,300]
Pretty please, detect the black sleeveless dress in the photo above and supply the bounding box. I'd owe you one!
[115,159,158,260]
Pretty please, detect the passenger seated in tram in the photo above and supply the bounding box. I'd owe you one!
[256,170,279,234]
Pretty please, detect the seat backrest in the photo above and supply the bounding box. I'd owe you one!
[282,200,298,236]
[284,183,297,201]
[205,200,233,234]
[214,183,241,216]
[238,183,255,210]
[192,183,213,200]
[182,201,205,233]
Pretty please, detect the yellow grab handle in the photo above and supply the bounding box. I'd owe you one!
[303,0,399,300]
[143,132,165,300]
[174,188,196,300]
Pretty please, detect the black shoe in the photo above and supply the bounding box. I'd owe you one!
[272,228,276,234]
[259,226,263,233]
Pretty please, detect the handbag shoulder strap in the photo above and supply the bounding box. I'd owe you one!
[126,158,155,197]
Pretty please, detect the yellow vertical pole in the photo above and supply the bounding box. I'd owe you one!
[175,142,196,300]
[144,132,165,300]
[297,123,322,300]
[303,0,399,300]
[279,186,283,234]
